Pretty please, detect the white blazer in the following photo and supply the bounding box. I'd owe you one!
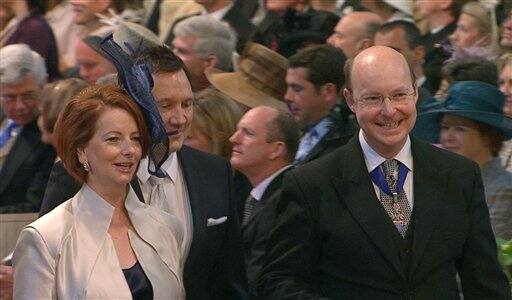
[13,184,185,299]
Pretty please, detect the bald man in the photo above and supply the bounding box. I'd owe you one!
[257,46,510,298]
[327,11,383,58]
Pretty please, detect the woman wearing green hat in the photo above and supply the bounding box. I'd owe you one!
[419,81,512,240]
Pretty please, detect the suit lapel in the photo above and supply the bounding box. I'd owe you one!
[242,169,288,230]
[177,147,207,267]
[0,123,37,193]
[331,136,405,278]
[408,139,448,276]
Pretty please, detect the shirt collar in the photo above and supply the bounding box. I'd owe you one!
[250,165,293,201]
[359,129,413,173]
[137,152,179,183]
[307,117,331,138]
[201,2,233,21]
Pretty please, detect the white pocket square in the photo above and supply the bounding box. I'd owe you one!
[207,216,227,227]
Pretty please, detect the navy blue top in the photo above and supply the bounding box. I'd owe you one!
[122,261,153,299]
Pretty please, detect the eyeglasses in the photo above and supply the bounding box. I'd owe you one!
[353,90,416,107]
[0,92,38,104]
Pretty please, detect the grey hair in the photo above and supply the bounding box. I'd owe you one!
[174,16,237,71]
[0,44,47,86]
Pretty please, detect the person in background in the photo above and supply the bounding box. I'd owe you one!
[255,0,340,57]
[499,9,512,53]
[164,0,255,54]
[45,0,79,74]
[450,2,497,59]
[13,84,185,298]
[285,44,356,165]
[184,88,242,159]
[419,81,512,240]
[416,0,461,94]
[374,20,431,102]
[327,11,383,59]
[37,78,88,147]
[75,26,117,85]
[230,106,300,298]
[69,0,124,36]
[435,56,498,101]
[499,53,512,172]
[1,0,60,81]
[171,16,237,93]
[0,44,56,213]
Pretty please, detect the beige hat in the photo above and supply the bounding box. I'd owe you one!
[113,21,164,54]
[382,0,412,16]
[206,43,288,111]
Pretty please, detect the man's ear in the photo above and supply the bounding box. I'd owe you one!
[203,55,218,69]
[269,141,286,161]
[319,83,338,106]
[358,38,374,52]
[413,45,426,64]
[343,88,356,112]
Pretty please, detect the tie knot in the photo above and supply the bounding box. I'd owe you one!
[149,174,166,186]
[382,159,398,176]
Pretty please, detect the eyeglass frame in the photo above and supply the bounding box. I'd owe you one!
[347,88,417,107]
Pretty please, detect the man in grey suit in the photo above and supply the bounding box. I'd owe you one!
[230,106,300,297]
[258,46,510,298]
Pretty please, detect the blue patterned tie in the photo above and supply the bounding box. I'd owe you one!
[0,120,19,149]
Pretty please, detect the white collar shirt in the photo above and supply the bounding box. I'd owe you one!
[358,129,414,208]
[137,153,193,262]
[250,165,293,201]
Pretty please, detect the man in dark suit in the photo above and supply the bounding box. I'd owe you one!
[285,45,357,165]
[229,106,300,297]
[0,44,56,213]
[39,45,247,299]
[257,46,510,298]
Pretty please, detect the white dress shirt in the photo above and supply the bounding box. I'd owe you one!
[250,165,293,201]
[138,154,193,262]
[358,130,414,209]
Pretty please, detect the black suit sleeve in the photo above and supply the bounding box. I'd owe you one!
[208,162,248,299]
[39,161,81,217]
[456,164,511,299]
[257,171,326,299]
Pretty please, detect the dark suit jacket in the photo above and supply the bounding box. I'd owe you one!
[242,168,291,298]
[40,145,247,299]
[0,121,56,213]
[258,135,510,299]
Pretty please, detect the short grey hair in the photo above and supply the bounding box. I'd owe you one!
[0,44,47,86]
[174,16,237,71]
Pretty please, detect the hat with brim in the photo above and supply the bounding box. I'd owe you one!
[206,43,288,111]
[382,0,412,16]
[417,81,512,140]
[84,21,163,58]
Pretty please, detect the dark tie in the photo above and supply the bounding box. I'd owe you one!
[379,159,412,237]
[242,195,257,226]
